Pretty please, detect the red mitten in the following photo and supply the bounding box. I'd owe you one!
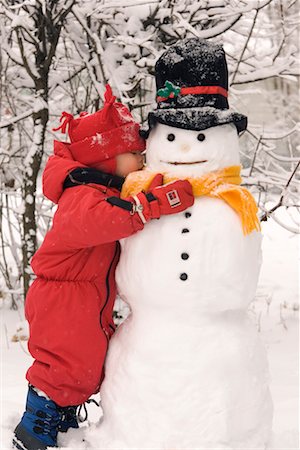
[130,179,194,223]
[147,173,164,190]
[149,179,194,216]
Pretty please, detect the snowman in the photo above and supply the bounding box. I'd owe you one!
[87,39,273,449]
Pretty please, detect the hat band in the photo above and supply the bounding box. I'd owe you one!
[157,85,228,103]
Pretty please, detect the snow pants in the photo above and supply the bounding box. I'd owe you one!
[25,278,114,407]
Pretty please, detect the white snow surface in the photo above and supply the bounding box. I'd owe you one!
[145,123,240,178]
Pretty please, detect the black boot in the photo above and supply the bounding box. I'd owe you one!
[57,405,79,433]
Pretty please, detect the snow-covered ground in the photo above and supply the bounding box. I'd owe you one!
[1,209,299,449]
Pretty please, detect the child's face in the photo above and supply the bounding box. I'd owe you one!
[116,152,144,177]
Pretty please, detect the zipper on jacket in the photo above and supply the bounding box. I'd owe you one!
[99,242,120,344]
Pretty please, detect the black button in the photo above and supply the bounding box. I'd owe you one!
[180,273,188,281]
[185,212,192,218]
[182,228,190,233]
[181,253,189,260]
[167,133,175,141]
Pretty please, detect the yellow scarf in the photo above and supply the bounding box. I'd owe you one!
[121,165,260,235]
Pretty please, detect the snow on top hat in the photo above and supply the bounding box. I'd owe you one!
[141,38,247,137]
[53,85,145,173]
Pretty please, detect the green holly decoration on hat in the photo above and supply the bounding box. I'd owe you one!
[157,81,181,99]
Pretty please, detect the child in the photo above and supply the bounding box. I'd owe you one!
[13,85,194,450]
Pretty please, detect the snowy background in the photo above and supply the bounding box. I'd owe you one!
[0,0,299,449]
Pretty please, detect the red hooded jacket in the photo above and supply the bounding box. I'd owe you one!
[25,141,145,407]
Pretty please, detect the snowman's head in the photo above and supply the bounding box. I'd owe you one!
[145,123,240,178]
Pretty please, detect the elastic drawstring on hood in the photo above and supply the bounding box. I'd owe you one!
[52,112,74,135]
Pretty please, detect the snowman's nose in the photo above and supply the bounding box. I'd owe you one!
[180,143,191,153]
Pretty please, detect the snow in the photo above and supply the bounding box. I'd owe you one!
[147,106,247,135]
[0,13,299,442]
[145,122,240,178]
[156,38,225,88]
[87,120,272,448]
[105,210,268,448]
[23,122,45,172]
[257,212,299,448]
[91,133,104,146]
[10,14,33,30]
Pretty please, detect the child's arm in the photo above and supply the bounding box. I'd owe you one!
[54,179,193,249]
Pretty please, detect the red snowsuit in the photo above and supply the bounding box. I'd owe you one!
[25,141,145,407]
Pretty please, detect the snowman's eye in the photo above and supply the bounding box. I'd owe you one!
[197,133,206,142]
[167,133,175,142]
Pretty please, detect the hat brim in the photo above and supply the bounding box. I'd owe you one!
[140,107,247,138]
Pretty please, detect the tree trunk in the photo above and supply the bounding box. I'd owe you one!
[22,90,48,297]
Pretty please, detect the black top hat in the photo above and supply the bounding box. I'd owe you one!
[141,38,247,138]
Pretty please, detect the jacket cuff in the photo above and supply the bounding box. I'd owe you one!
[134,192,161,221]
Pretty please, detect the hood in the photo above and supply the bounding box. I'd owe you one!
[43,140,86,204]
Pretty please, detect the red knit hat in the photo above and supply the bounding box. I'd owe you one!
[53,85,145,174]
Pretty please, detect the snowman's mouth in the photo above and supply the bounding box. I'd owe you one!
[162,160,208,165]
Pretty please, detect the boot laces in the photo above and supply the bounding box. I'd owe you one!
[59,405,77,423]
[77,398,100,423]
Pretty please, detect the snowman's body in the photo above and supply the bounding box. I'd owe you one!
[89,124,273,449]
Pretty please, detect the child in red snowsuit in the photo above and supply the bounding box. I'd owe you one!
[13,85,194,450]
